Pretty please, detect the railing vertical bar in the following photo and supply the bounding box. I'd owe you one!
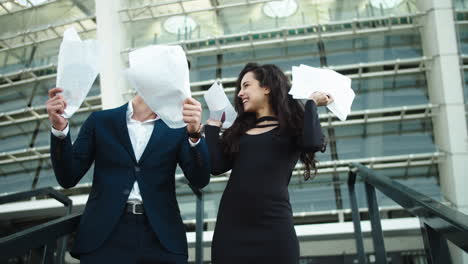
[27,249,33,264]
[40,244,47,264]
[364,182,388,263]
[41,241,55,264]
[420,219,452,264]
[348,170,368,264]
[56,236,67,264]
[195,192,204,264]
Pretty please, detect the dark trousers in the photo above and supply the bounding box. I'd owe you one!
[79,212,187,264]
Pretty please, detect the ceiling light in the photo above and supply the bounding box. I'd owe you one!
[14,0,49,7]
[263,0,298,18]
[163,15,197,35]
[369,0,404,9]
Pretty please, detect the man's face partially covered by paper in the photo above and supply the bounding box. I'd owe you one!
[125,45,192,128]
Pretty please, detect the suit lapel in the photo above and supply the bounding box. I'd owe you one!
[139,119,168,164]
[113,103,137,163]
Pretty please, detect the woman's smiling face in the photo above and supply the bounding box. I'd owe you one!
[237,71,270,113]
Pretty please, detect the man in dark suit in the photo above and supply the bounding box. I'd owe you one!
[46,88,210,263]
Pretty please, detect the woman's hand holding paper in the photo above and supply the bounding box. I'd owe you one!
[207,111,226,127]
[309,91,334,107]
[289,64,355,121]
[203,82,237,129]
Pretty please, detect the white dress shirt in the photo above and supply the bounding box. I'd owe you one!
[51,101,200,203]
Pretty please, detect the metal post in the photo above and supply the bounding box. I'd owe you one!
[348,170,368,264]
[420,219,452,264]
[40,241,55,264]
[364,182,387,263]
[195,192,204,264]
[56,236,67,264]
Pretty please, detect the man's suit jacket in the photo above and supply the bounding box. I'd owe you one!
[50,103,210,258]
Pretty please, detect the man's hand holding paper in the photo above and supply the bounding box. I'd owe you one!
[183,97,203,142]
[46,87,69,131]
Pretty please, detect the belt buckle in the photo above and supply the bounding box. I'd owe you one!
[131,203,143,215]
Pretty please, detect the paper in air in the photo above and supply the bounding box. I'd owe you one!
[204,81,237,129]
[289,64,355,121]
[56,27,100,118]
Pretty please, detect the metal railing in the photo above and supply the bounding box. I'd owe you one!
[0,185,205,264]
[348,163,468,264]
[188,184,204,264]
[0,187,74,264]
[3,163,466,263]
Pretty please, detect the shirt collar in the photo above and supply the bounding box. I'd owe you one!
[127,101,159,123]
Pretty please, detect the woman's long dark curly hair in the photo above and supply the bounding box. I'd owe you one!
[221,63,322,180]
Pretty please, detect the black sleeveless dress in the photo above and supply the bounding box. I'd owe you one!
[205,100,324,264]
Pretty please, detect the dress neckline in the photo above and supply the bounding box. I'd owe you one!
[245,126,278,136]
[255,116,277,123]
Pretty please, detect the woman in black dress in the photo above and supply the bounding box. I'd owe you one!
[205,63,332,263]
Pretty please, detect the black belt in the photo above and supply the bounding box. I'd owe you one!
[125,203,144,214]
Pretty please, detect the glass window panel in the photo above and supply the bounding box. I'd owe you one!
[324,31,422,66]
[0,0,95,39]
[352,73,429,111]
[458,24,468,54]
[334,119,436,159]
[0,171,35,194]
[189,55,217,82]
[290,183,338,212]
[454,0,468,9]
[340,166,441,210]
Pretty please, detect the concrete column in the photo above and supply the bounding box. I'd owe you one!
[416,0,468,263]
[95,0,129,109]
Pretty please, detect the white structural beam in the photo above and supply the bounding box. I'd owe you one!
[0,0,58,17]
[0,57,426,92]
[95,0,129,109]
[118,0,273,23]
[0,58,428,130]
[121,14,423,57]
[0,105,436,166]
[416,1,468,263]
[0,95,101,128]
[0,16,96,54]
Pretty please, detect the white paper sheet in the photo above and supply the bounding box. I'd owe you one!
[289,64,355,121]
[204,81,237,129]
[56,27,100,118]
[125,45,191,129]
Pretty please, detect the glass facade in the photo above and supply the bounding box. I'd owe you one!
[0,0,443,213]
[2,0,464,259]
[455,0,468,128]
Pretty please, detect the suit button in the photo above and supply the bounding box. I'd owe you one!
[135,166,141,172]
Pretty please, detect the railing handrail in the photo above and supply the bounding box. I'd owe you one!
[0,187,72,213]
[0,213,81,259]
[0,187,75,263]
[348,162,468,263]
[350,162,468,252]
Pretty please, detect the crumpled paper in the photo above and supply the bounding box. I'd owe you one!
[289,64,355,121]
[56,27,100,118]
[125,45,191,129]
[204,81,237,129]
